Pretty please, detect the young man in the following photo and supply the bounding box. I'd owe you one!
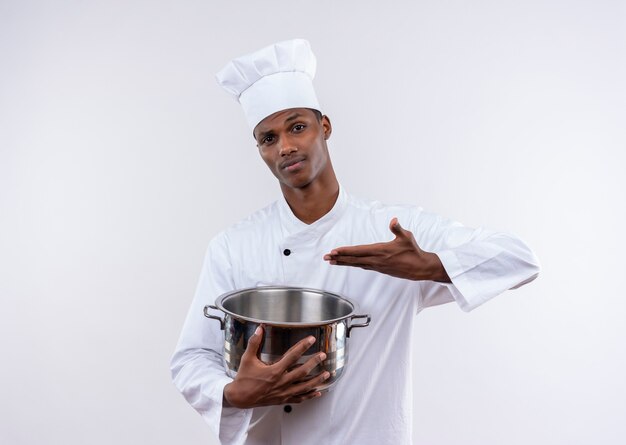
[171,39,540,445]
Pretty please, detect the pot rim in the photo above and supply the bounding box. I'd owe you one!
[214,285,361,327]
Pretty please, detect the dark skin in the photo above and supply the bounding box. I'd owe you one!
[324,216,451,282]
[254,108,339,224]
[223,108,451,409]
[223,327,330,408]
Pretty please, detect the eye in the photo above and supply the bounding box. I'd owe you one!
[292,124,306,133]
[261,135,275,145]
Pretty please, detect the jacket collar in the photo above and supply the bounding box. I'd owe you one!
[278,185,348,240]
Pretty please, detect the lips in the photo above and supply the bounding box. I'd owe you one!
[280,156,306,170]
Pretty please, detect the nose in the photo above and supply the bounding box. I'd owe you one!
[278,136,298,156]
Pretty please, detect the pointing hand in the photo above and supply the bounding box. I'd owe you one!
[323,218,451,282]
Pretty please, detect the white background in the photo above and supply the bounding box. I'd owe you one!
[1,1,625,444]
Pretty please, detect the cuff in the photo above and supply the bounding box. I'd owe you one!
[202,374,253,445]
[436,250,484,312]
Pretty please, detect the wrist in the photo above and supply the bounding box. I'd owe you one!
[223,382,235,408]
[424,252,451,283]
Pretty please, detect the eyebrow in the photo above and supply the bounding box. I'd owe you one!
[255,128,273,142]
[255,112,305,141]
[284,112,303,123]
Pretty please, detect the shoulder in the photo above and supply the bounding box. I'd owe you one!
[209,200,281,250]
[228,200,280,232]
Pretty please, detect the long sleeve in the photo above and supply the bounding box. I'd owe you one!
[170,235,253,444]
[410,211,541,312]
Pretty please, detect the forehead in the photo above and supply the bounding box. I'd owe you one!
[253,108,316,137]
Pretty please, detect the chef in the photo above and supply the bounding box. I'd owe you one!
[170,39,540,445]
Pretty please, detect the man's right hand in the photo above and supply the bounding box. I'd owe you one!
[223,325,330,409]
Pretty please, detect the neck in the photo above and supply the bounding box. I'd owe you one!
[280,170,340,225]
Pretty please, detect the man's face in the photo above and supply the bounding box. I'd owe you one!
[253,108,332,190]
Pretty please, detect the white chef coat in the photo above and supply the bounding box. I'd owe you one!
[170,187,540,445]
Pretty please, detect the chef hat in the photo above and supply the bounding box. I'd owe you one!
[216,39,321,129]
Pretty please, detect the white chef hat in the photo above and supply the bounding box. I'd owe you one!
[215,39,321,130]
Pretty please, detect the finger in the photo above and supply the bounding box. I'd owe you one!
[283,389,324,404]
[389,217,408,238]
[326,255,381,268]
[332,261,378,272]
[241,324,264,364]
[275,336,316,372]
[291,370,331,395]
[389,217,399,233]
[278,372,330,404]
[324,242,389,258]
[287,352,327,381]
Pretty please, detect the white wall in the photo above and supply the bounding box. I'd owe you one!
[1,1,624,444]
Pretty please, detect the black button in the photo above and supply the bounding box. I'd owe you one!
[284,405,292,413]
[283,249,291,256]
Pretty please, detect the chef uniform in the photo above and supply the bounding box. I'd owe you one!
[170,39,540,445]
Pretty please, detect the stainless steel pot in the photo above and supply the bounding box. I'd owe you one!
[204,286,371,391]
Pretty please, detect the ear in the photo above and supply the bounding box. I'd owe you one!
[321,115,332,140]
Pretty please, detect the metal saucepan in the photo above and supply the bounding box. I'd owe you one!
[204,286,371,391]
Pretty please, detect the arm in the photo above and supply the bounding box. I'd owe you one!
[171,236,330,443]
[170,237,251,444]
[324,217,451,282]
[324,212,540,311]
[428,219,541,311]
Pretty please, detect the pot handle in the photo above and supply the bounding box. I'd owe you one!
[347,314,371,337]
[203,305,225,330]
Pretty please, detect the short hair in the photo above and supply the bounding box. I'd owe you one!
[310,109,322,122]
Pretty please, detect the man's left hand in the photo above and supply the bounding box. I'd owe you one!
[323,218,451,282]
